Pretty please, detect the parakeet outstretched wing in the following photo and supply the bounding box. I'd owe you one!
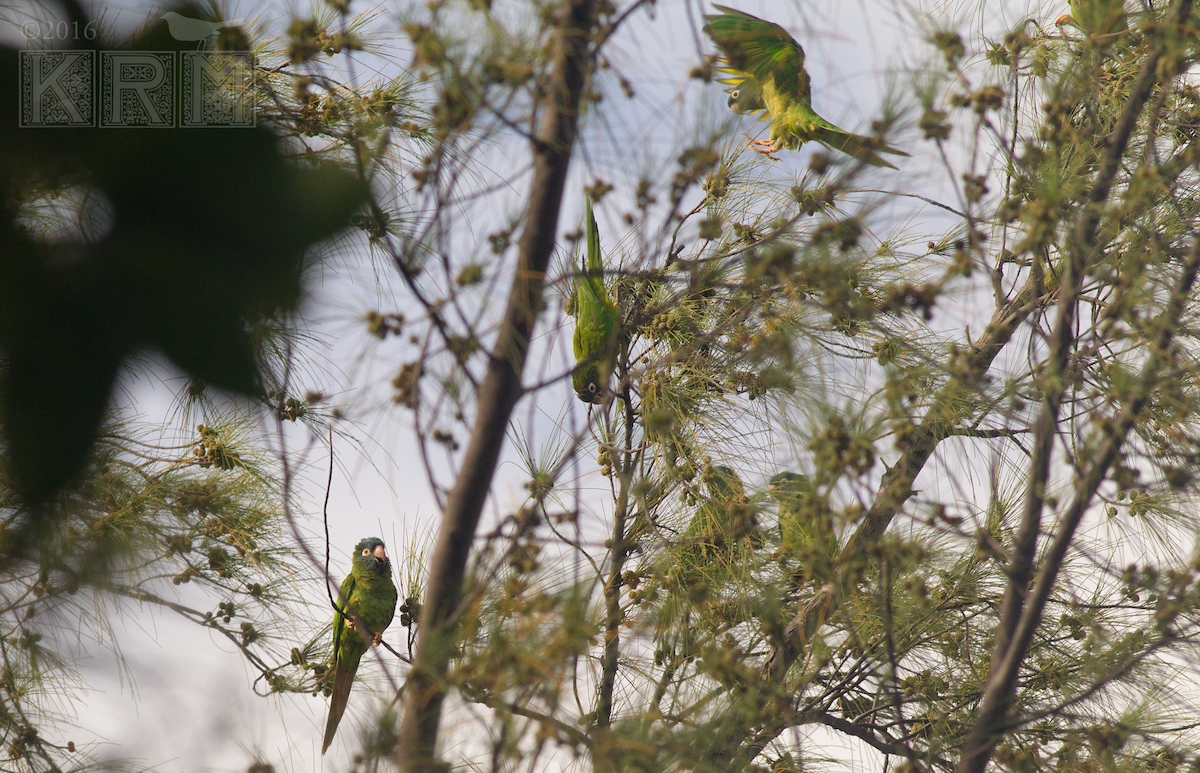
[704,5,908,168]
[571,197,620,403]
[322,538,399,755]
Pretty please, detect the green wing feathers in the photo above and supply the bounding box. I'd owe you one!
[704,4,808,97]
[330,572,355,657]
[678,465,755,578]
[770,472,838,587]
[704,5,906,166]
[1061,0,1128,36]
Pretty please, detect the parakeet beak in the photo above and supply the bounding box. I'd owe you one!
[373,545,387,562]
[1055,13,1079,28]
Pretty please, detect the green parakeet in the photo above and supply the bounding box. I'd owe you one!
[571,197,621,403]
[769,472,837,586]
[658,464,756,645]
[679,464,757,578]
[1055,0,1128,38]
[322,537,398,755]
[703,5,908,168]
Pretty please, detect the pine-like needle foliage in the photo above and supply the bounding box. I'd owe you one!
[0,414,315,772]
[389,2,1200,773]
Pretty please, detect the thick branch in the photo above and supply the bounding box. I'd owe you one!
[805,710,914,759]
[991,0,1172,679]
[594,397,637,735]
[957,3,1192,769]
[396,1,599,769]
[957,226,1200,773]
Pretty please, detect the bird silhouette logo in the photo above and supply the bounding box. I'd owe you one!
[160,12,243,49]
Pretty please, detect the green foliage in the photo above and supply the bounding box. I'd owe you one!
[424,2,1200,773]
[15,1,1200,772]
[0,417,312,771]
[0,2,425,769]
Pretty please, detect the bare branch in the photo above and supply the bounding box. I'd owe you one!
[396,1,600,769]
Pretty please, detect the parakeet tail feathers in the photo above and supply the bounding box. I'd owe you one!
[321,661,357,754]
[810,126,909,169]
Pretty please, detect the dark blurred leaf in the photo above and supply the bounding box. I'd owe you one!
[0,13,369,505]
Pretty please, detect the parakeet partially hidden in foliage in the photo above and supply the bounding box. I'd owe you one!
[571,197,621,403]
[322,537,398,755]
[1055,0,1128,39]
[769,472,837,587]
[703,5,908,167]
[657,464,757,644]
[678,464,758,582]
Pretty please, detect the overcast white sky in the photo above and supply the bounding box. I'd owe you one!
[3,0,1072,770]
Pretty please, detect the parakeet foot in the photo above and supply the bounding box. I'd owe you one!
[745,135,779,154]
[372,631,383,646]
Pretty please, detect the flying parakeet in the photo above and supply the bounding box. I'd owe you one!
[703,5,908,167]
[571,197,621,403]
[322,537,398,755]
[769,472,837,586]
[1055,0,1128,38]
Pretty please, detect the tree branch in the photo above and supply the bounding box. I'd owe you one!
[958,3,1193,768]
[701,275,1044,768]
[396,1,599,769]
[958,221,1200,773]
[594,387,637,737]
[805,709,915,759]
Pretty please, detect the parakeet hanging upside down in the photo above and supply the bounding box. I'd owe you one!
[322,537,398,754]
[703,5,908,167]
[572,197,621,403]
[1055,0,1128,38]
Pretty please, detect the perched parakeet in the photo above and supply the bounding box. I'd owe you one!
[703,6,908,168]
[571,197,621,403]
[322,537,398,755]
[658,464,756,644]
[769,472,837,586]
[679,464,757,577]
[1055,0,1128,38]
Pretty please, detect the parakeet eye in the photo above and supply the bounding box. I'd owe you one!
[731,89,740,99]
[587,383,597,394]
[361,548,370,556]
